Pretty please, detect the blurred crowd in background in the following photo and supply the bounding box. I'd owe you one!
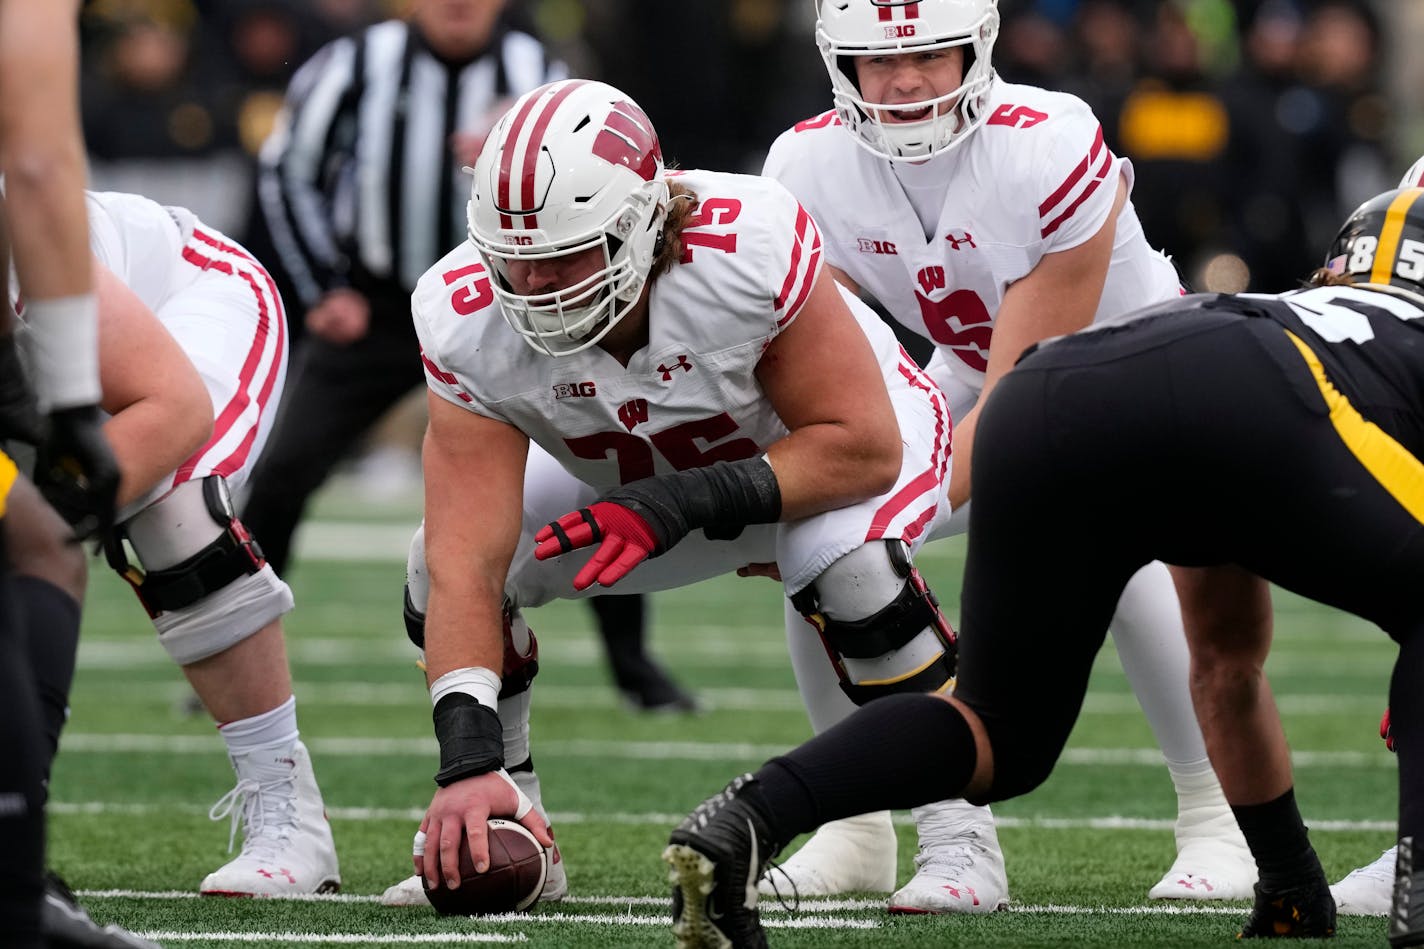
[75,0,1424,485]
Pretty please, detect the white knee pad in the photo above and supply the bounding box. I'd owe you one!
[114,477,292,666]
[793,540,957,705]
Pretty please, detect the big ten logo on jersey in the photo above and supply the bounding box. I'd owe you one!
[987,104,1049,130]
[553,381,597,400]
[592,100,661,182]
[914,265,993,372]
[681,198,742,263]
[442,262,494,315]
[858,238,898,256]
[565,411,760,484]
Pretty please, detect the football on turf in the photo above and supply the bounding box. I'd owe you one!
[422,819,549,915]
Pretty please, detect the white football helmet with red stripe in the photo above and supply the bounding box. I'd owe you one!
[1402,155,1424,189]
[816,0,1000,161]
[467,80,669,356]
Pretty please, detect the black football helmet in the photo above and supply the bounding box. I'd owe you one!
[1324,187,1424,305]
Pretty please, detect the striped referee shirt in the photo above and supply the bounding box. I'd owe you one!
[259,19,564,309]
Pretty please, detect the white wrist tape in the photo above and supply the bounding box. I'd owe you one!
[494,768,534,820]
[23,294,102,411]
[430,666,501,711]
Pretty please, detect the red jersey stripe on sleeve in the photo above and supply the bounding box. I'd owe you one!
[421,349,474,403]
[1040,143,1112,239]
[1038,125,1105,219]
[774,206,823,327]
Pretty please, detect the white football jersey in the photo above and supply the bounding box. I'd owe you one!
[413,168,913,491]
[764,80,1181,393]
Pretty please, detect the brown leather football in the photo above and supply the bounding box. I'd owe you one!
[423,819,549,915]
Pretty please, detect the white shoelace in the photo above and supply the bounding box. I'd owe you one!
[208,772,298,856]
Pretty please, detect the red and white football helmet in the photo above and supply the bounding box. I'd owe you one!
[815,0,1000,161]
[467,80,668,356]
[1402,155,1424,189]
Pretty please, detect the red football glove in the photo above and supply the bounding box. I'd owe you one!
[534,502,661,591]
[1382,707,1395,753]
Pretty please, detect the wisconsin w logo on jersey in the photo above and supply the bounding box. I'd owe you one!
[618,398,649,432]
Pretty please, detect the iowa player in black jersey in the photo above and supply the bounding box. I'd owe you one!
[664,187,1424,949]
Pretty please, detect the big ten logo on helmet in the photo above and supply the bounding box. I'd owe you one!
[592,101,661,182]
[857,238,898,255]
[885,23,916,38]
[553,381,597,400]
[503,234,534,246]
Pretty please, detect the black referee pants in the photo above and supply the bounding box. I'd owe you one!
[243,318,423,576]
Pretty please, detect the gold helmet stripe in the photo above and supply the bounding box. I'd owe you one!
[1370,187,1424,285]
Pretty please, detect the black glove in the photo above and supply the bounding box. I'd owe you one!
[35,405,120,540]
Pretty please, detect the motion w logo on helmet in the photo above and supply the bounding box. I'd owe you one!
[592,101,661,182]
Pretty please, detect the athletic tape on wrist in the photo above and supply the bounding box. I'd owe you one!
[430,666,501,710]
[22,294,102,411]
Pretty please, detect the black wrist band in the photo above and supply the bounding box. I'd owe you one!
[606,456,782,550]
[432,693,504,786]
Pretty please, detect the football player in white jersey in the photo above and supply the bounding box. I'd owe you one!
[397,78,961,904]
[756,0,1255,911]
[7,189,341,898]
[1324,156,1424,918]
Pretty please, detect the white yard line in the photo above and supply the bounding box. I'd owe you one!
[51,732,1398,769]
[55,804,1395,833]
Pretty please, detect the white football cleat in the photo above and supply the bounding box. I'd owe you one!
[201,740,341,896]
[1331,846,1396,916]
[1148,787,1256,900]
[757,811,896,897]
[888,800,1009,914]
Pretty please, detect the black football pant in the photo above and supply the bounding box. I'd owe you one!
[955,310,1424,843]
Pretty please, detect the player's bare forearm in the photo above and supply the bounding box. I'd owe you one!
[0,0,92,301]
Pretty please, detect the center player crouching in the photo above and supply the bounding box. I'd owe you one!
[381,79,959,908]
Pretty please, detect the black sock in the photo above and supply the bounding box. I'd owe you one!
[0,565,47,946]
[1391,631,1424,845]
[16,575,79,779]
[752,693,977,844]
[1231,788,1325,892]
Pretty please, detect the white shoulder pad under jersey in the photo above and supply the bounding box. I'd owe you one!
[766,81,1179,392]
[411,168,829,491]
[84,190,192,313]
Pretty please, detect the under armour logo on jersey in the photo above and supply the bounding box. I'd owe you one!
[945,231,977,250]
[618,398,649,432]
[553,381,597,400]
[658,354,693,381]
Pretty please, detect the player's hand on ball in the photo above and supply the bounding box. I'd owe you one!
[421,770,552,891]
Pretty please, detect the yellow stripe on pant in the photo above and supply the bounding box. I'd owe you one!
[0,450,16,518]
[1285,330,1424,523]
